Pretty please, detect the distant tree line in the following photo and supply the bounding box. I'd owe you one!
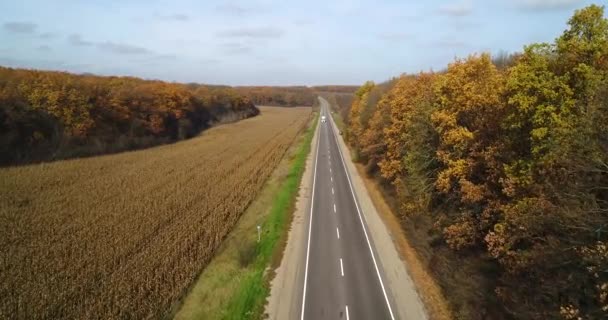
[312,85,359,93]
[0,67,259,165]
[345,5,608,319]
[235,86,317,106]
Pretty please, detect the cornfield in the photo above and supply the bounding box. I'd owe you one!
[0,106,311,319]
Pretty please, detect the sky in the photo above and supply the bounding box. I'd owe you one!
[0,0,601,85]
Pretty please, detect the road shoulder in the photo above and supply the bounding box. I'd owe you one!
[328,113,428,320]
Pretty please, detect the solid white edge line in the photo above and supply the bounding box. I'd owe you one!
[340,258,344,276]
[346,305,350,320]
[328,107,396,320]
[336,227,340,239]
[300,110,321,320]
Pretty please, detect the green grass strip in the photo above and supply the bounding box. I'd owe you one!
[221,113,318,320]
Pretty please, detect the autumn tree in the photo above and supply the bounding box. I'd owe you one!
[431,53,506,250]
[342,5,608,319]
[347,81,375,152]
[379,73,439,216]
[359,91,390,173]
[485,6,608,318]
[0,67,259,165]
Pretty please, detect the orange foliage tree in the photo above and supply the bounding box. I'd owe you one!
[0,68,259,165]
[343,5,608,319]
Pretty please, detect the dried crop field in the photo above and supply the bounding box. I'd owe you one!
[0,106,311,319]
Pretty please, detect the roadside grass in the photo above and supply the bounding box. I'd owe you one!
[173,112,318,320]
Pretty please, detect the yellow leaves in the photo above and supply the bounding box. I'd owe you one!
[443,217,477,250]
[429,110,456,133]
[436,53,504,115]
[378,73,438,184]
[379,159,401,181]
[16,73,94,137]
[432,54,505,206]
[459,179,485,204]
[343,5,608,319]
[0,66,261,164]
[348,82,376,149]
[443,126,474,149]
[530,127,548,140]
[435,158,469,193]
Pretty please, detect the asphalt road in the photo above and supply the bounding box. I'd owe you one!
[300,99,395,320]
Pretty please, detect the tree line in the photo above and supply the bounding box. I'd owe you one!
[235,86,317,106]
[312,85,359,93]
[0,68,263,165]
[345,5,607,319]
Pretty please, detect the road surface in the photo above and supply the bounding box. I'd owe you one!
[300,99,395,320]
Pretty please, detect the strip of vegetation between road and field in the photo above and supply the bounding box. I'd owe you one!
[172,110,318,320]
[221,112,318,319]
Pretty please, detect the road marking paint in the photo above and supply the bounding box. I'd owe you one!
[332,187,334,195]
[340,258,344,276]
[329,115,396,320]
[336,227,340,239]
[333,204,336,213]
[331,176,333,182]
[300,117,321,320]
[346,305,350,320]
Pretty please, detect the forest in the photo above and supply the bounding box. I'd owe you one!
[0,68,261,165]
[343,5,607,319]
[312,85,359,94]
[235,86,317,106]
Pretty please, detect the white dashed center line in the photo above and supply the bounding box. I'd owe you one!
[333,204,336,213]
[340,258,344,276]
[336,227,340,239]
[346,305,350,320]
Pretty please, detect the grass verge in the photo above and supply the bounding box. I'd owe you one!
[173,112,318,320]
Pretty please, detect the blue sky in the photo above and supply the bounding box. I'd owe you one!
[0,0,601,85]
